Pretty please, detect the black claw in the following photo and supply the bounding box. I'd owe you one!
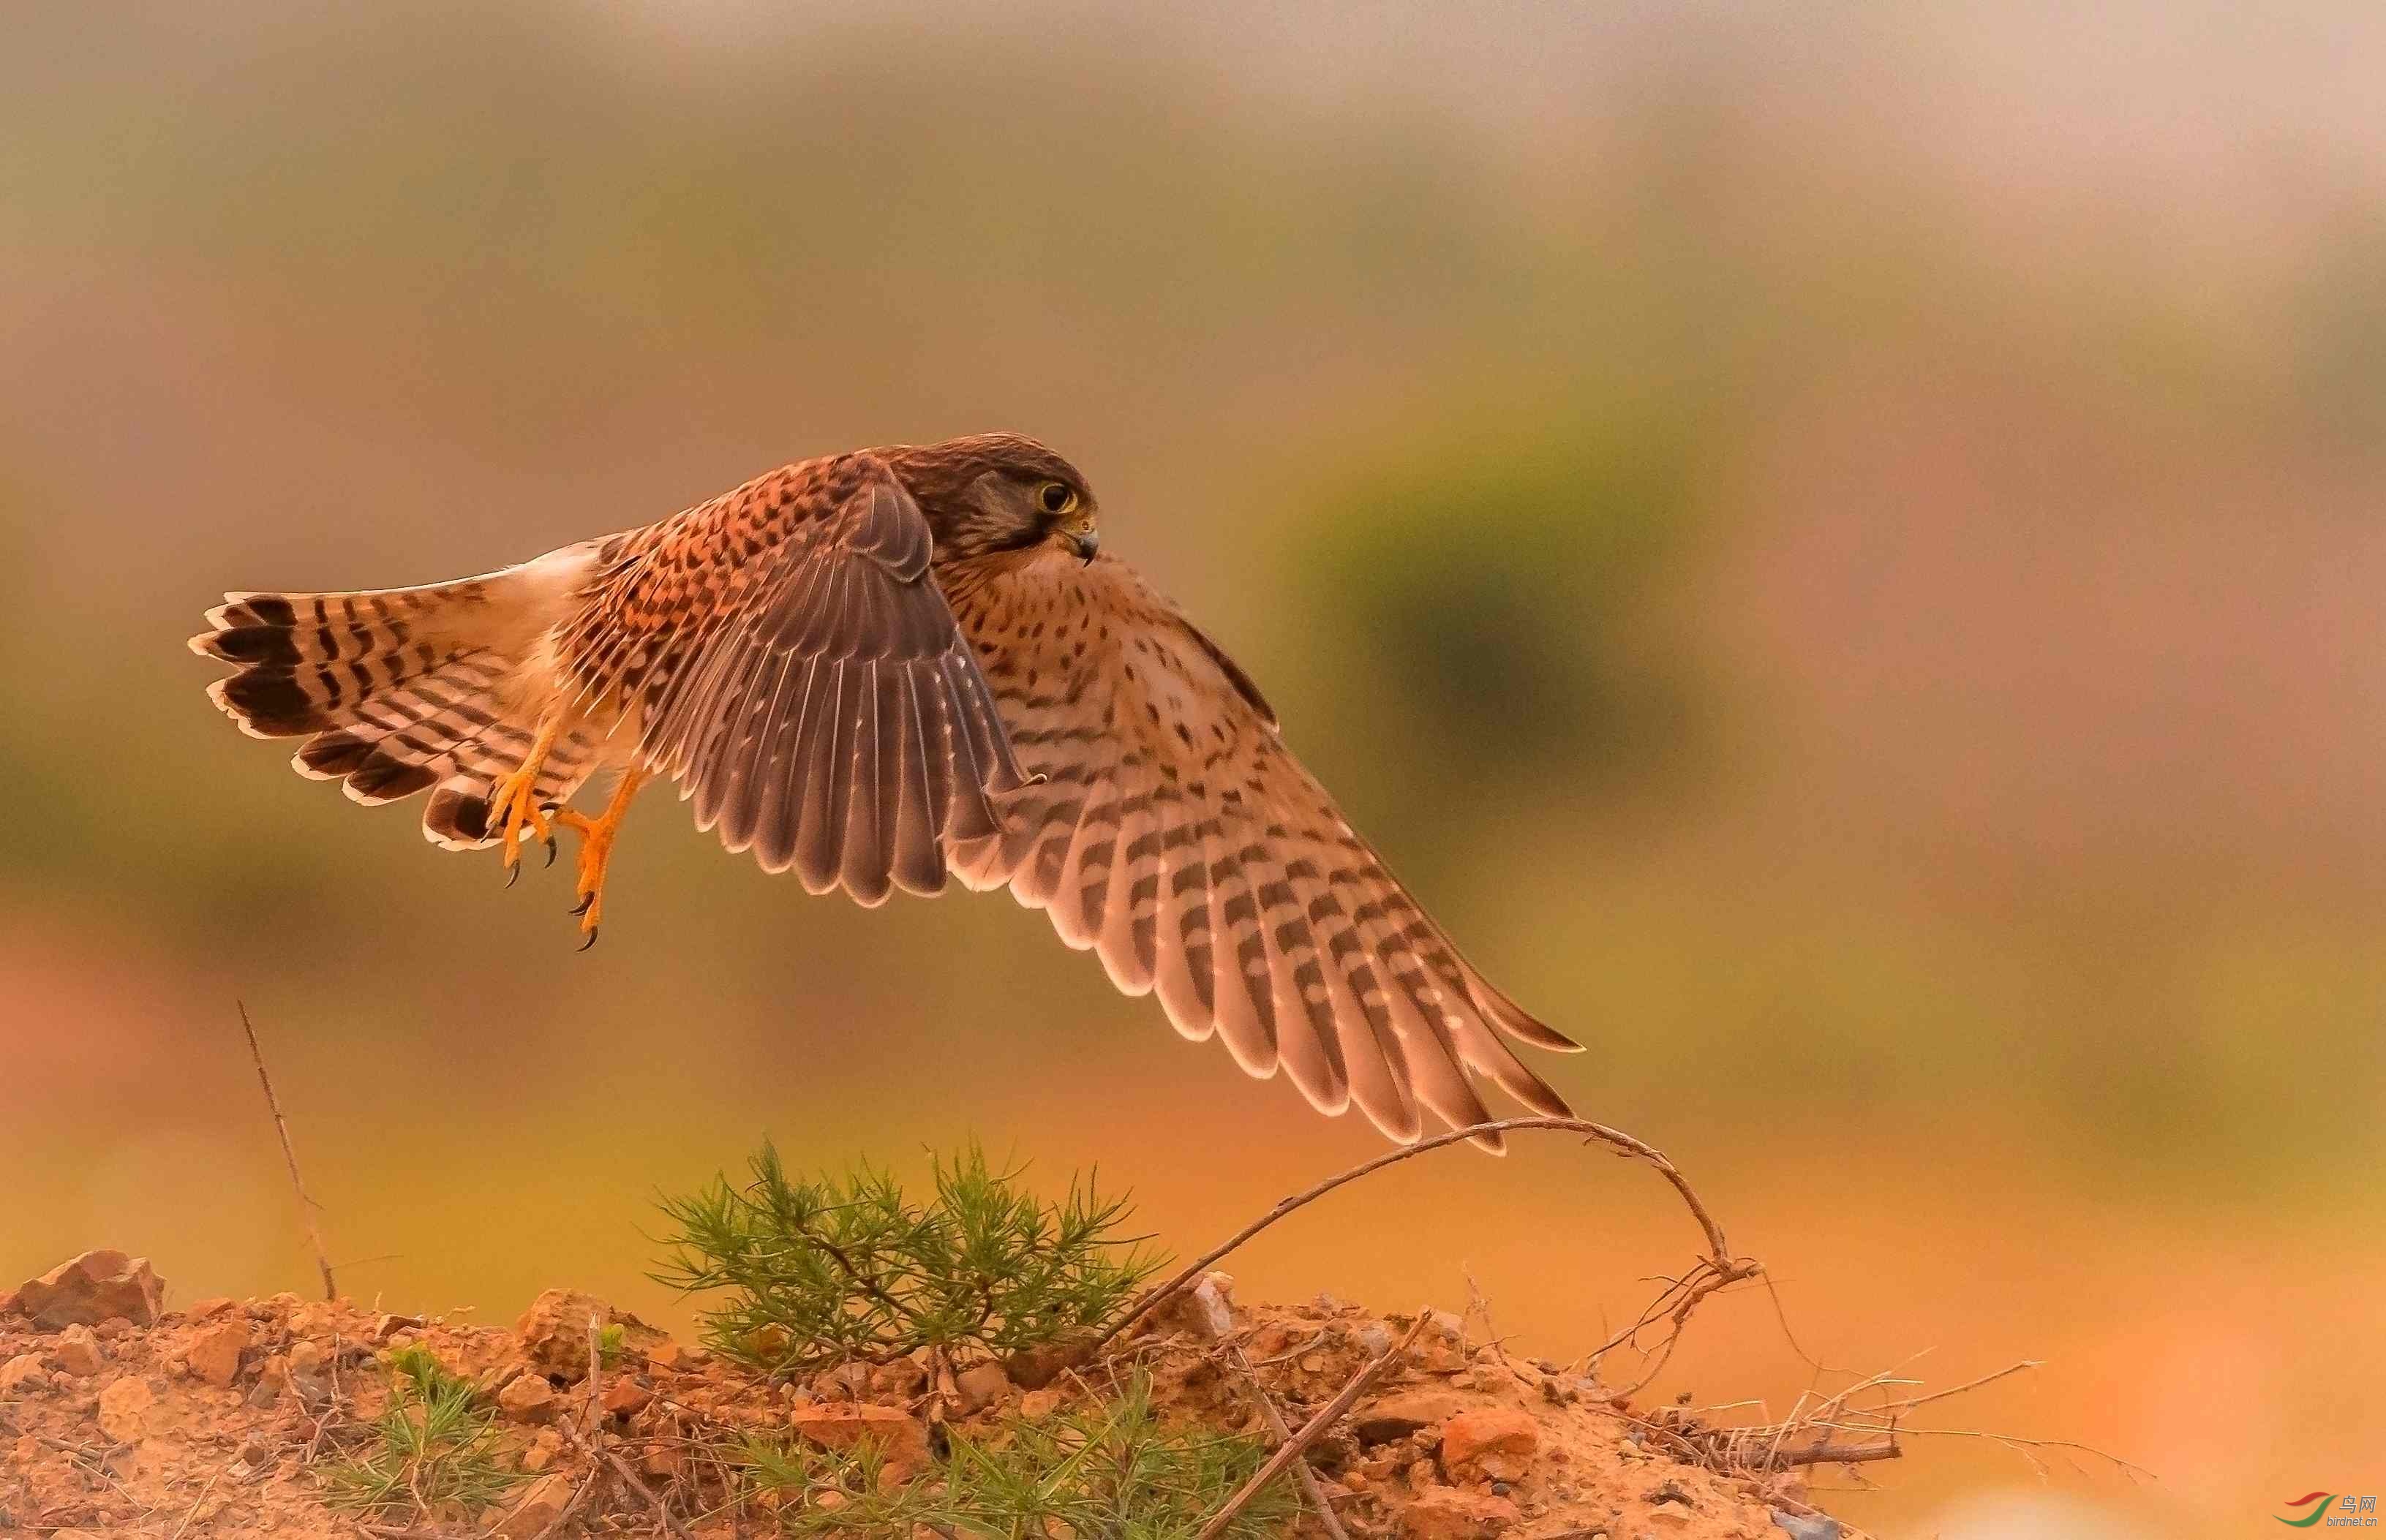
[569,892,595,916]
[505,860,521,889]
[544,837,558,868]
[576,926,599,952]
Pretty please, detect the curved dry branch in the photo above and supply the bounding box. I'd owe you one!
[1091,1116,1758,1357]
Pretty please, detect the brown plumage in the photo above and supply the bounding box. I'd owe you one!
[191,434,1581,1147]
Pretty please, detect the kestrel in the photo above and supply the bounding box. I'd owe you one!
[192,435,1578,1146]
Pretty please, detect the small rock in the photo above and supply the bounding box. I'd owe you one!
[1017,1388,1062,1422]
[1414,1310,1470,1373]
[1399,1487,1518,1539]
[515,1288,660,1380]
[1004,1338,1089,1390]
[238,1438,270,1467]
[644,1341,702,1371]
[1357,1323,1393,1355]
[287,1302,336,1339]
[786,1403,932,1482]
[1353,1392,1467,1445]
[373,1313,424,1343]
[521,1428,565,1471]
[1442,1407,1538,1482]
[601,1378,653,1418]
[1172,1272,1237,1340]
[94,1316,132,1340]
[97,1375,155,1442]
[12,1251,166,1329]
[1299,1354,1328,1375]
[496,1471,576,1538]
[955,1361,1012,1413]
[870,1357,927,1399]
[640,1441,686,1480]
[55,1325,102,1377]
[184,1297,238,1324]
[499,1374,560,1424]
[187,1318,252,1388]
[0,1353,48,1394]
[1649,1499,1696,1527]
[287,1341,325,1377]
[1771,1511,1841,1540]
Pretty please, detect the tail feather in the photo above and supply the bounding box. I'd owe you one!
[192,569,601,848]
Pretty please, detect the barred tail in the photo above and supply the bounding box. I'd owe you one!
[190,564,601,849]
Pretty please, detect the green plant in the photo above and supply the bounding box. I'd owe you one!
[653,1141,1162,1374]
[742,1372,1295,1539]
[597,1321,625,1367]
[317,1345,525,1517]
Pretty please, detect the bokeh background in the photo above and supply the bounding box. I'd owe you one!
[5,4,2383,1536]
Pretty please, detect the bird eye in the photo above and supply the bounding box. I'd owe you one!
[1038,482,1077,516]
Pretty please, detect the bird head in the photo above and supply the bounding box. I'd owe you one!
[891,432,1099,565]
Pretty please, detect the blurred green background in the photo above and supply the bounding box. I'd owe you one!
[4,5,2382,1536]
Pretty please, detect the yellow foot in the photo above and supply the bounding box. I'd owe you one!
[488,719,565,880]
[556,768,644,951]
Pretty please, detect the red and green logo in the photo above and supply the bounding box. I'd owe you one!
[2281,1494,2337,1528]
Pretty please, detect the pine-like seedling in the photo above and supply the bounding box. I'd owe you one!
[741,1370,1298,1539]
[652,1141,1162,1373]
[317,1345,525,1517]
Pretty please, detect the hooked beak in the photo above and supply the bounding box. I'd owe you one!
[1066,526,1099,565]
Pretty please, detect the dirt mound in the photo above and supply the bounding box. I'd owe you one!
[0,1257,1851,1539]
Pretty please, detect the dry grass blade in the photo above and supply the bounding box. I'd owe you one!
[238,1001,337,1302]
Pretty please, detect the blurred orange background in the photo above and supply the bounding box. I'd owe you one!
[4,6,2383,1536]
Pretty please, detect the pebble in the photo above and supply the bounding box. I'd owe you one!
[499,1374,560,1424]
[1397,1487,1520,1539]
[96,1375,155,1443]
[186,1318,251,1388]
[786,1403,932,1482]
[495,1472,575,1538]
[55,1326,103,1377]
[1442,1407,1540,1482]
[955,1360,1013,1412]
[601,1378,654,1418]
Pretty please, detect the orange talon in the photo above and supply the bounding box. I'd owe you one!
[489,715,565,875]
[556,766,644,945]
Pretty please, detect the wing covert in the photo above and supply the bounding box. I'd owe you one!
[566,455,1025,905]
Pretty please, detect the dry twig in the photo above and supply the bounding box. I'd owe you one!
[1221,1337,1354,1540]
[238,1001,337,1302]
[1096,1117,1753,1356]
[1195,1313,1430,1540]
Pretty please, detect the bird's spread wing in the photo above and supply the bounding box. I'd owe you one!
[562,456,1025,904]
[947,556,1580,1149]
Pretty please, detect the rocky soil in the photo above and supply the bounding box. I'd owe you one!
[0,1250,1856,1540]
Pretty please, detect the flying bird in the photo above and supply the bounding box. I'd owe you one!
[191,434,1578,1147]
